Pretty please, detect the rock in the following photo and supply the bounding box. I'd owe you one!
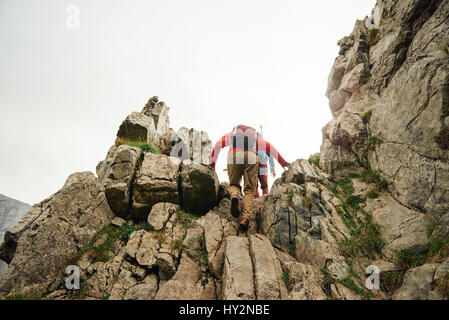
[284,159,330,185]
[0,172,115,296]
[365,194,428,258]
[170,127,213,165]
[222,236,255,300]
[132,153,181,220]
[259,183,327,251]
[321,0,449,212]
[141,96,170,142]
[203,212,225,277]
[104,145,142,218]
[294,231,348,280]
[218,182,231,202]
[116,112,156,144]
[0,194,31,245]
[393,263,439,300]
[155,255,216,300]
[275,249,327,300]
[432,212,449,240]
[248,234,287,300]
[126,274,159,300]
[147,203,179,231]
[180,160,219,215]
[96,146,117,187]
[331,283,362,300]
[111,217,126,227]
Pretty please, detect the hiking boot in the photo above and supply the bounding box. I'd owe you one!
[231,196,241,218]
[239,218,249,231]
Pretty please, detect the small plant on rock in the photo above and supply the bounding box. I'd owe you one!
[361,109,372,124]
[367,136,383,150]
[308,155,320,165]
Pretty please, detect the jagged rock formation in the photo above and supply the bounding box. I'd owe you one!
[0,1,448,300]
[0,172,115,295]
[0,194,30,276]
[321,0,449,215]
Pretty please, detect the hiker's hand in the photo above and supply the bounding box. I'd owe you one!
[272,172,276,178]
[282,162,291,170]
[223,169,228,172]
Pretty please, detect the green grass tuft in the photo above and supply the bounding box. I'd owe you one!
[308,155,320,165]
[5,293,43,300]
[199,234,209,268]
[287,241,296,256]
[361,110,372,124]
[366,189,379,199]
[338,213,384,259]
[436,272,449,298]
[281,270,290,287]
[367,136,383,150]
[176,209,201,229]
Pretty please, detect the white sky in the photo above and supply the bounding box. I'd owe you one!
[0,0,376,205]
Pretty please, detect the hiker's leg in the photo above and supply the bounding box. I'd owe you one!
[242,152,258,220]
[259,174,269,195]
[258,163,269,195]
[227,151,244,199]
[255,175,261,198]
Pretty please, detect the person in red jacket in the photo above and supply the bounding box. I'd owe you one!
[209,125,290,230]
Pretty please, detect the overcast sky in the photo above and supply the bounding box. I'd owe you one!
[0,0,376,205]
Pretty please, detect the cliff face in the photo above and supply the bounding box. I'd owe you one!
[0,0,448,300]
[0,194,30,276]
[321,0,449,215]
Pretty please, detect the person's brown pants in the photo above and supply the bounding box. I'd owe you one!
[227,151,258,220]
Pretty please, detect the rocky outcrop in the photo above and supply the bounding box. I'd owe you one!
[394,259,449,300]
[180,160,219,215]
[132,153,181,220]
[104,145,141,218]
[1,1,448,301]
[0,172,115,296]
[0,194,30,276]
[117,112,156,144]
[320,0,449,216]
[171,127,213,165]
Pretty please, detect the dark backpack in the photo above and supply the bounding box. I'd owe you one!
[230,125,257,150]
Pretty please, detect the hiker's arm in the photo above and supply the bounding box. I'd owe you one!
[268,154,276,174]
[209,133,230,169]
[257,137,290,169]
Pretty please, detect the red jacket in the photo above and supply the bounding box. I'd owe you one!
[209,132,289,169]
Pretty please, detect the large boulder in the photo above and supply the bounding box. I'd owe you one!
[180,160,219,215]
[132,153,181,220]
[104,145,142,218]
[222,236,255,300]
[116,112,156,143]
[248,234,287,300]
[284,159,331,185]
[0,172,115,296]
[365,193,428,258]
[170,127,213,165]
[141,96,170,135]
[393,259,449,300]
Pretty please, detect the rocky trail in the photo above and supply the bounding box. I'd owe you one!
[0,0,448,300]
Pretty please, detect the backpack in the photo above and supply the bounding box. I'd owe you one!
[230,125,257,150]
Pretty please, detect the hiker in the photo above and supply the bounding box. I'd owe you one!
[209,124,290,230]
[256,131,276,197]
